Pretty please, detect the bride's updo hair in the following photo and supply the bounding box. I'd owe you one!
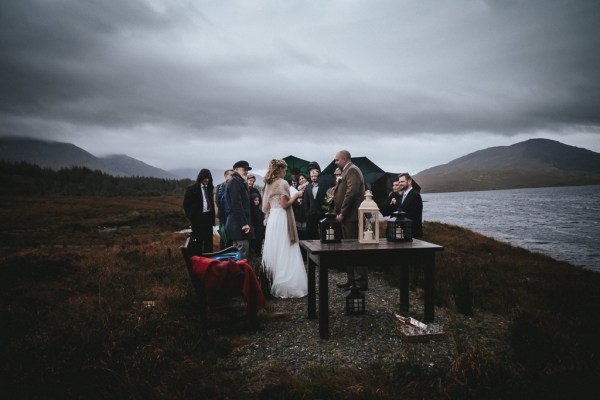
[264,159,287,184]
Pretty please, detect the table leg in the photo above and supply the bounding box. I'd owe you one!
[307,257,316,319]
[424,251,435,322]
[319,264,329,339]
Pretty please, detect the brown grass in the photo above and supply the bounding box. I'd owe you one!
[1,196,599,399]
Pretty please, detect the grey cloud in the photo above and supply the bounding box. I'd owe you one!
[1,0,599,169]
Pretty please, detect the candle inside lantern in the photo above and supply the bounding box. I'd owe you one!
[326,226,334,240]
[363,229,373,240]
[395,226,403,239]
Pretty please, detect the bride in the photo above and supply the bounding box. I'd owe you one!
[261,159,308,298]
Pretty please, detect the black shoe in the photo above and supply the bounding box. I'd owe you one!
[355,279,368,291]
[336,280,354,289]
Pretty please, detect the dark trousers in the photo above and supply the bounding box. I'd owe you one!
[191,213,214,254]
[305,214,322,240]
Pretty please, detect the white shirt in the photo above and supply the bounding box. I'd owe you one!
[201,185,210,212]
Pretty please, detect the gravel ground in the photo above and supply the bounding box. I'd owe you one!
[214,268,512,375]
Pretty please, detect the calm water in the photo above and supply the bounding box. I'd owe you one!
[422,185,600,272]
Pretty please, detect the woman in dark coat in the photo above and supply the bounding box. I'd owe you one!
[249,193,265,258]
[183,168,215,253]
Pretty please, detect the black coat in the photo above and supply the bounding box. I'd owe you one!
[225,172,255,241]
[183,183,215,228]
[399,189,423,239]
[382,192,402,217]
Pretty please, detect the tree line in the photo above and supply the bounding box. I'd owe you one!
[0,161,193,196]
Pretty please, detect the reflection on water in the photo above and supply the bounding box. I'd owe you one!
[422,185,600,272]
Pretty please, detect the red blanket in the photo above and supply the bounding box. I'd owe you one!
[191,256,266,315]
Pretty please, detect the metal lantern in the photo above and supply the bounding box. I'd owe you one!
[345,285,366,315]
[319,213,342,243]
[386,211,413,242]
[358,190,380,244]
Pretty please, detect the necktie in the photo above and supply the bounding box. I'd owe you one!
[202,185,210,211]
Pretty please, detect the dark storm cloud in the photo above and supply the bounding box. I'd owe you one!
[1,0,599,172]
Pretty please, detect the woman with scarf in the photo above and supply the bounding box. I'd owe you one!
[261,159,308,298]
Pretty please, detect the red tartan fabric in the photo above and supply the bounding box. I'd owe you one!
[191,256,266,315]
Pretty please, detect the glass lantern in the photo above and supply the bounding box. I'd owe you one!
[345,285,366,315]
[386,211,413,242]
[358,190,380,244]
[319,213,342,243]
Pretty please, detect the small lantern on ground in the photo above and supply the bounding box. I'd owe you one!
[345,285,366,315]
[358,190,380,244]
[386,211,413,242]
[319,213,342,243]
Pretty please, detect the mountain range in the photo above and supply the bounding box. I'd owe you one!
[2,137,599,192]
[0,137,180,180]
[414,138,600,192]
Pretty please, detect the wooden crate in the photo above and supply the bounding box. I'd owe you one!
[395,314,446,342]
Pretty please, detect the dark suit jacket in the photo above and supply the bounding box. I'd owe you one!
[334,162,365,223]
[303,182,327,216]
[399,188,423,238]
[303,182,328,238]
[225,172,255,241]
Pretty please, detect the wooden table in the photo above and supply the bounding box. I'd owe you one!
[300,239,444,339]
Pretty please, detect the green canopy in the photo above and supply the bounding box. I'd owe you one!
[282,155,310,181]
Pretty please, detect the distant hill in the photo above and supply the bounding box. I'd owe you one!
[415,138,600,192]
[101,154,178,180]
[0,137,177,179]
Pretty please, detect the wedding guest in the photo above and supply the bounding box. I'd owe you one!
[298,174,309,190]
[291,173,307,239]
[398,172,423,239]
[216,169,233,248]
[247,173,262,203]
[261,159,308,298]
[288,168,300,189]
[183,169,215,253]
[333,150,368,290]
[303,166,327,240]
[382,180,402,216]
[225,161,254,260]
[250,193,265,258]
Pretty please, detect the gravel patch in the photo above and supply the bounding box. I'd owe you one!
[212,268,511,375]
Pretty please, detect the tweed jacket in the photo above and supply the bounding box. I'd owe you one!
[333,162,365,223]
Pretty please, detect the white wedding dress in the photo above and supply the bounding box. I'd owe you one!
[261,192,308,298]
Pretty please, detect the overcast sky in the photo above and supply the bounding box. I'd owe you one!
[1,0,599,177]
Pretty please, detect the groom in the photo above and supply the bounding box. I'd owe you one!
[333,150,368,290]
[225,160,255,260]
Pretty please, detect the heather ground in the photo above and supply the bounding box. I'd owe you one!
[1,195,598,399]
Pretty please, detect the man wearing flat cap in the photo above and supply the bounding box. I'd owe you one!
[225,160,255,260]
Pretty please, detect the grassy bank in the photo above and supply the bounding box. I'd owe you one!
[1,195,599,399]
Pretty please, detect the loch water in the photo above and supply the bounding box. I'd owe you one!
[422,185,600,272]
